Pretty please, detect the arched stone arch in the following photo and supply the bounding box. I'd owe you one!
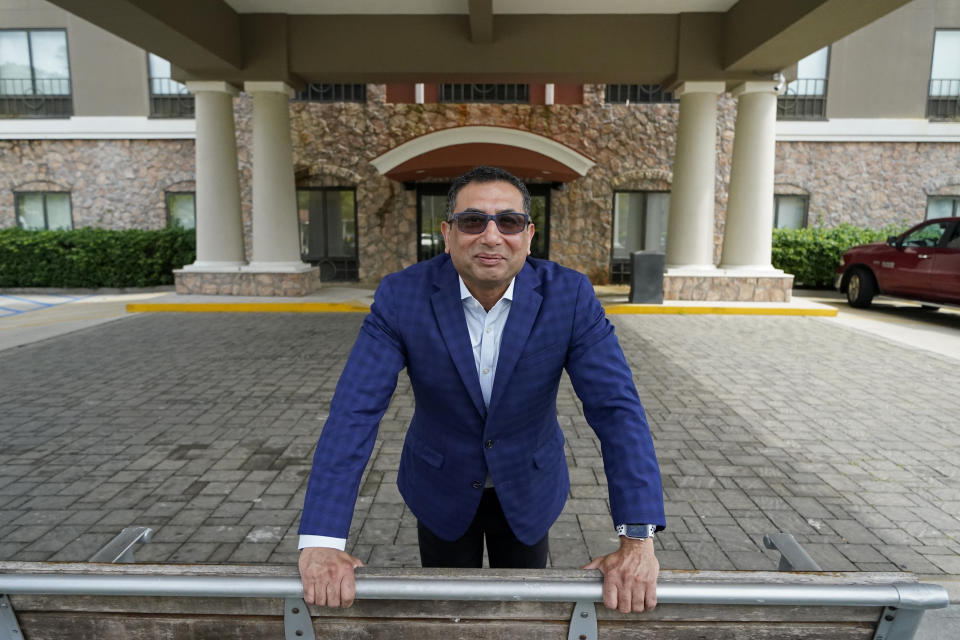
[611,169,673,191]
[773,182,810,196]
[13,180,71,193]
[370,126,595,179]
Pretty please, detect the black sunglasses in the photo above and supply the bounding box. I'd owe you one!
[449,211,530,235]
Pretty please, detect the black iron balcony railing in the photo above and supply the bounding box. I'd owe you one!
[605,84,676,104]
[777,78,827,120]
[0,77,73,118]
[294,83,366,102]
[927,79,960,120]
[439,84,529,104]
[149,78,195,118]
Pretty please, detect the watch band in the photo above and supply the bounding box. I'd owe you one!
[616,523,657,539]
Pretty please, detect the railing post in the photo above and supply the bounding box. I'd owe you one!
[283,597,316,640]
[0,594,23,640]
[89,526,153,563]
[568,600,597,640]
[763,533,822,571]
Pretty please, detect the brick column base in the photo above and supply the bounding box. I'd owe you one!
[174,268,320,296]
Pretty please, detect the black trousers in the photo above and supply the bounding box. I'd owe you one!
[417,488,549,569]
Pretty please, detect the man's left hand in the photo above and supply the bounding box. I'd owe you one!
[582,537,659,613]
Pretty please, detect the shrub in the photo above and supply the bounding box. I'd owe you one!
[0,227,196,288]
[771,223,904,288]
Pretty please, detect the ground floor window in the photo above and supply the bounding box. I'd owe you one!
[610,191,669,284]
[297,188,358,281]
[926,195,960,219]
[417,183,550,263]
[166,192,195,229]
[15,192,72,230]
[773,194,808,229]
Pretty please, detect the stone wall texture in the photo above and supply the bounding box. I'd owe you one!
[0,139,194,230]
[2,85,959,285]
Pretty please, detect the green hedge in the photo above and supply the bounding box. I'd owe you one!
[0,227,196,288]
[771,223,903,288]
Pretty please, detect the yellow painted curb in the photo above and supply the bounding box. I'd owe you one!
[127,302,837,317]
[126,302,370,313]
[604,305,838,316]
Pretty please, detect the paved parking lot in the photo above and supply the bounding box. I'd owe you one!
[0,310,958,576]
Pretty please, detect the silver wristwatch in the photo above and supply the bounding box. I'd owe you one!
[616,523,657,539]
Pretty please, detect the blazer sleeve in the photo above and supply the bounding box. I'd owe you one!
[564,273,666,529]
[298,275,408,538]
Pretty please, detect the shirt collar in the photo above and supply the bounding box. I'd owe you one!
[458,276,515,304]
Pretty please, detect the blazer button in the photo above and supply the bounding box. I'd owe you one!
[472,481,483,489]
[484,440,495,449]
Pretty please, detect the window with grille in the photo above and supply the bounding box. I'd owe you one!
[610,191,670,284]
[778,47,829,120]
[0,29,72,117]
[928,30,960,120]
[438,84,529,104]
[926,195,960,219]
[15,192,72,230]
[297,188,358,281]
[148,54,194,118]
[773,195,809,229]
[604,84,675,104]
[166,192,196,229]
[294,84,366,103]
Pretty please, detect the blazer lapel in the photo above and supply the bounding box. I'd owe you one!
[431,260,487,418]
[487,262,542,414]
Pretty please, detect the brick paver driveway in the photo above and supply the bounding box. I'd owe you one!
[1,312,958,574]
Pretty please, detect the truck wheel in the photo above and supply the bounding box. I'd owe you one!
[846,269,875,308]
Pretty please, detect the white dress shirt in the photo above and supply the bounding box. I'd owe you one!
[299,276,515,551]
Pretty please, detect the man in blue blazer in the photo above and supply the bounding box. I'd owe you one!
[299,166,664,613]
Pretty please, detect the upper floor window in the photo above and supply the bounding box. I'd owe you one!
[148,53,194,118]
[294,84,366,103]
[926,195,960,219]
[0,29,72,118]
[773,194,808,229]
[439,84,528,104]
[166,192,196,229]
[605,84,675,104]
[928,30,960,120]
[778,46,829,120]
[16,192,72,230]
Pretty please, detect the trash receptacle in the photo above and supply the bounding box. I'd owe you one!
[629,251,664,304]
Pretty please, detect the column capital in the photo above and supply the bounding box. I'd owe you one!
[244,81,296,98]
[674,81,726,98]
[186,81,240,96]
[730,81,780,97]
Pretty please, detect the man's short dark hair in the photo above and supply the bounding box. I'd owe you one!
[446,166,531,220]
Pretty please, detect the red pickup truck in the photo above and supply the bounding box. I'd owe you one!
[836,217,960,308]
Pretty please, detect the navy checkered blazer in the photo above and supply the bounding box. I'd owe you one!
[299,254,665,545]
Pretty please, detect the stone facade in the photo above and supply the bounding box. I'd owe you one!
[775,141,960,228]
[0,139,194,230]
[174,268,320,296]
[2,85,959,291]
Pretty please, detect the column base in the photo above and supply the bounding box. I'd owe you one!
[663,267,794,301]
[174,267,320,296]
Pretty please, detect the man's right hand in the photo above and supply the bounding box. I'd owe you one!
[298,547,365,607]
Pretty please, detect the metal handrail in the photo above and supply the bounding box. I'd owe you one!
[0,573,949,610]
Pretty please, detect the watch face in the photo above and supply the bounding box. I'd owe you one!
[625,524,655,539]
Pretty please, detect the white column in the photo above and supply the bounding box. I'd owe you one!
[183,81,245,270]
[544,83,555,105]
[664,81,726,271]
[242,82,311,271]
[415,83,425,104]
[719,81,782,272]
